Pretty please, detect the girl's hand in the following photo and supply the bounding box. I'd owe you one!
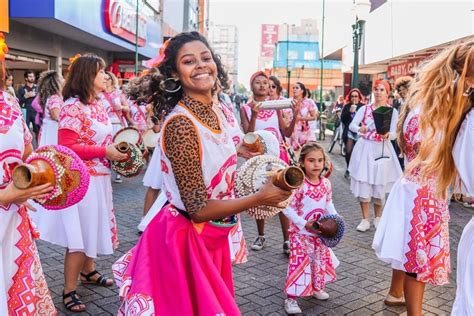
[305,220,321,235]
[106,145,128,161]
[0,182,53,207]
[359,125,368,134]
[256,180,292,207]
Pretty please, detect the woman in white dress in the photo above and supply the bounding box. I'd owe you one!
[348,80,402,232]
[37,70,64,147]
[374,40,473,316]
[0,87,56,315]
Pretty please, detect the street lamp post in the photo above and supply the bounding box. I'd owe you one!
[318,0,325,140]
[286,24,291,97]
[351,0,371,89]
[134,0,139,75]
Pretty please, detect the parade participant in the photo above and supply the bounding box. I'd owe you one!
[348,80,402,232]
[112,32,292,315]
[0,43,56,313]
[240,71,300,253]
[283,142,339,314]
[290,82,318,150]
[373,41,473,315]
[33,54,127,312]
[265,74,291,255]
[36,70,64,146]
[392,76,414,170]
[101,71,129,183]
[127,99,148,132]
[5,72,15,97]
[340,88,364,179]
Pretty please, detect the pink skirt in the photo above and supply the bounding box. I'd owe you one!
[113,204,241,315]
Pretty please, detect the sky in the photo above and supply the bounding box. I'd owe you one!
[208,0,474,89]
[208,0,355,88]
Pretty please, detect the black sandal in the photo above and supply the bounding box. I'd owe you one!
[80,270,113,287]
[63,290,86,312]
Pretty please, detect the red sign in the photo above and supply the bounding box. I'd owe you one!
[261,24,279,58]
[387,59,423,78]
[104,0,147,46]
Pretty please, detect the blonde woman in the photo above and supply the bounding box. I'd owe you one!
[373,40,474,316]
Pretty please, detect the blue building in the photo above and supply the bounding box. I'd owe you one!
[273,41,341,70]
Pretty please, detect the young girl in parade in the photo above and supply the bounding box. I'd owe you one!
[112,32,292,315]
[0,35,56,313]
[283,142,339,315]
[348,80,402,232]
[241,72,300,253]
[36,70,64,147]
[373,40,473,315]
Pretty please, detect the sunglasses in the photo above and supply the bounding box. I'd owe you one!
[350,95,359,98]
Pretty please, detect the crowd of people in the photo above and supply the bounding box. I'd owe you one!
[0,30,473,316]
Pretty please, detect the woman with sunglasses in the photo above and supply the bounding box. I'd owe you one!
[340,88,364,179]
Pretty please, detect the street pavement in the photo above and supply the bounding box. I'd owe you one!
[36,137,473,315]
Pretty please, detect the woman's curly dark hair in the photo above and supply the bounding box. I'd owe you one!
[126,32,229,120]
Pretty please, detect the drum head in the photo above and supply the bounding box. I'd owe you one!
[143,129,160,149]
[113,127,142,145]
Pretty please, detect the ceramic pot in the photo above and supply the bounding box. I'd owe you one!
[13,160,56,189]
[243,133,264,154]
[272,166,304,191]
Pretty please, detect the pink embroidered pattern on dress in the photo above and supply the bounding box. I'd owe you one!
[403,179,451,286]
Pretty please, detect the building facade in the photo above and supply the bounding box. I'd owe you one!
[208,24,239,90]
[271,20,342,96]
[5,0,162,85]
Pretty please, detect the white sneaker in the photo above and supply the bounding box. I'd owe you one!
[373,217,381,229]
[284,298,302,314]
[356,219,370,232]
[251,236,266,251]
[313,290,329,300]
[114,175,123,183]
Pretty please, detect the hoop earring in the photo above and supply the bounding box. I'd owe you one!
[160,78,182,93]
[463,87,473,97]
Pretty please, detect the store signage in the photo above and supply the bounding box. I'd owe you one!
[387,59,423,78]
[261,24,279,58]
[104,0,147,46]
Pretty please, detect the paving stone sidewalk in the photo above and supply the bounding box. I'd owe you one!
[36,138,472,315]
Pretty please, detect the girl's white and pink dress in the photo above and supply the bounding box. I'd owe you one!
[113,102,241,315]
[0,91,56,315]
[348,104,402,202]
[291,98,317,149]
[283,177,340,297]
[242,101,290,163]
[373,106,451,285]
[31,97,118,258]
[452,108,474,315]
[38,94,63,147]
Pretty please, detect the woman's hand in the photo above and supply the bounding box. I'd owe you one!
[358,125,368,134]
[0,182,53,208]
[236,142,261,159]
[106,145,128,161]
[291,99,301,118]
[380,133,390,140]
[249,100,263,116]
[256,180,292,207]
